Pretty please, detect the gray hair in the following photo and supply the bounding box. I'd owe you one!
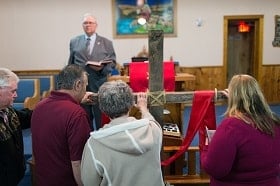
[82,13,97,23]
[56,64,86,90]
[98,80,134,119]
[0,68,19,88]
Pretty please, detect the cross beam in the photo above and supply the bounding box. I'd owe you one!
[149,91,227,105]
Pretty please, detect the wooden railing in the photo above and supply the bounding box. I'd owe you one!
[163,146,210,185]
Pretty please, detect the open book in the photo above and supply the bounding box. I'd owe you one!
[86,59,113,67]
[206,127,216,142]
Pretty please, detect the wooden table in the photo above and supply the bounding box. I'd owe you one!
[108,72,196,91]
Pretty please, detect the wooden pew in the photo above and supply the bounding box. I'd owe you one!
[40,75,56,98]
[18,75,56,99]
[13,78,41,110]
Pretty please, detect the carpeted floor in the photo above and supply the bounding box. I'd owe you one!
[19,104,280,186]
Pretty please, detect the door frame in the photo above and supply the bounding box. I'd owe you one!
[223,15,264,84]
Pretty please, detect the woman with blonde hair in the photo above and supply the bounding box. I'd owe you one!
[201,74,280,186]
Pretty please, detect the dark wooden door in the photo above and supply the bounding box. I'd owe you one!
[227,19,256,84]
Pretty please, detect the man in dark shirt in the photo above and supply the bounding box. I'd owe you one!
[0,68,32,186]
[31,64,92,186]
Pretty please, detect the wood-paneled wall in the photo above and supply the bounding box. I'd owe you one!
[259,65,280,104]
[14,64,280,104]
[180,65,280,104]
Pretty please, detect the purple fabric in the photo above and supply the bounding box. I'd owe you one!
[31,91,91,186]
[201,117,280,186]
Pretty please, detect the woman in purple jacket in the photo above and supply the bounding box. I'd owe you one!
[201,74,280,186]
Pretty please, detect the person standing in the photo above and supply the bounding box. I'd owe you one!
[201,74,280,186]
[31,64,92,186]
[68,13,116,130]
[81,80,164,186]
[0,68,32,186]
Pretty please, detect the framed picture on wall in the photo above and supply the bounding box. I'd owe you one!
[112,0,177,38]
[272,15,280,47]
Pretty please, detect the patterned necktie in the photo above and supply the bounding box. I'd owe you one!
[86,38,91,56]
[0,110,8,124]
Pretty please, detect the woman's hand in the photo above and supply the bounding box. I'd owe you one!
[221,88,229,98]
[136,92,148,113]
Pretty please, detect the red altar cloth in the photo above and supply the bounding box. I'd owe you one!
[129,62,175,92]
[161,90,217,166]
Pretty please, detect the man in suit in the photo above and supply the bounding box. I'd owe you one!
[68,13,116,130]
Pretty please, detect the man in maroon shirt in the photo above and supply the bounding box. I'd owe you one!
[31,64,92,186]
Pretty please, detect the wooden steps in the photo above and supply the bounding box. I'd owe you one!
[163,146,210,186]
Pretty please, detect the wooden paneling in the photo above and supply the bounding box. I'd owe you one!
[14,70,60,76]
[180,65,280,104]
[180,66,226,91]
[259,65,280,104]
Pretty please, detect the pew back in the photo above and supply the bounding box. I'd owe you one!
[13,78,40,110]
[18,75,56,99]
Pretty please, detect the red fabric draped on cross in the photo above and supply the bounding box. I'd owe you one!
[129,61,175,92]
[101,62,175,127]
[161,90,216,166]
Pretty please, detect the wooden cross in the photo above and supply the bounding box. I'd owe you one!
[148,30,227,179]
[147,30,226,126]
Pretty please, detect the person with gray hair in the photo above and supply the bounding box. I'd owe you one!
[0,67,32,186]
[81,80,165,186]
[31,64,93,186]
[68,13,116,131]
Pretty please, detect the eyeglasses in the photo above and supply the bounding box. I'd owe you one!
[83,22,97,25]
[0,86,17,95]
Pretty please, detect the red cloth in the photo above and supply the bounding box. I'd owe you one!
[129,62,175,92]
[161,90,216,166]
[129,62,149,92]
[163,61,175,91]
[101,113,110,127]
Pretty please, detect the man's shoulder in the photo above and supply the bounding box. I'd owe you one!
[70,35,84,42]
[96,34,112,42]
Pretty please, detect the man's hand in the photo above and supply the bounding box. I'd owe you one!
[81,91,97,105]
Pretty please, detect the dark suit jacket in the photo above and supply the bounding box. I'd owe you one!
[68,34,116,92]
